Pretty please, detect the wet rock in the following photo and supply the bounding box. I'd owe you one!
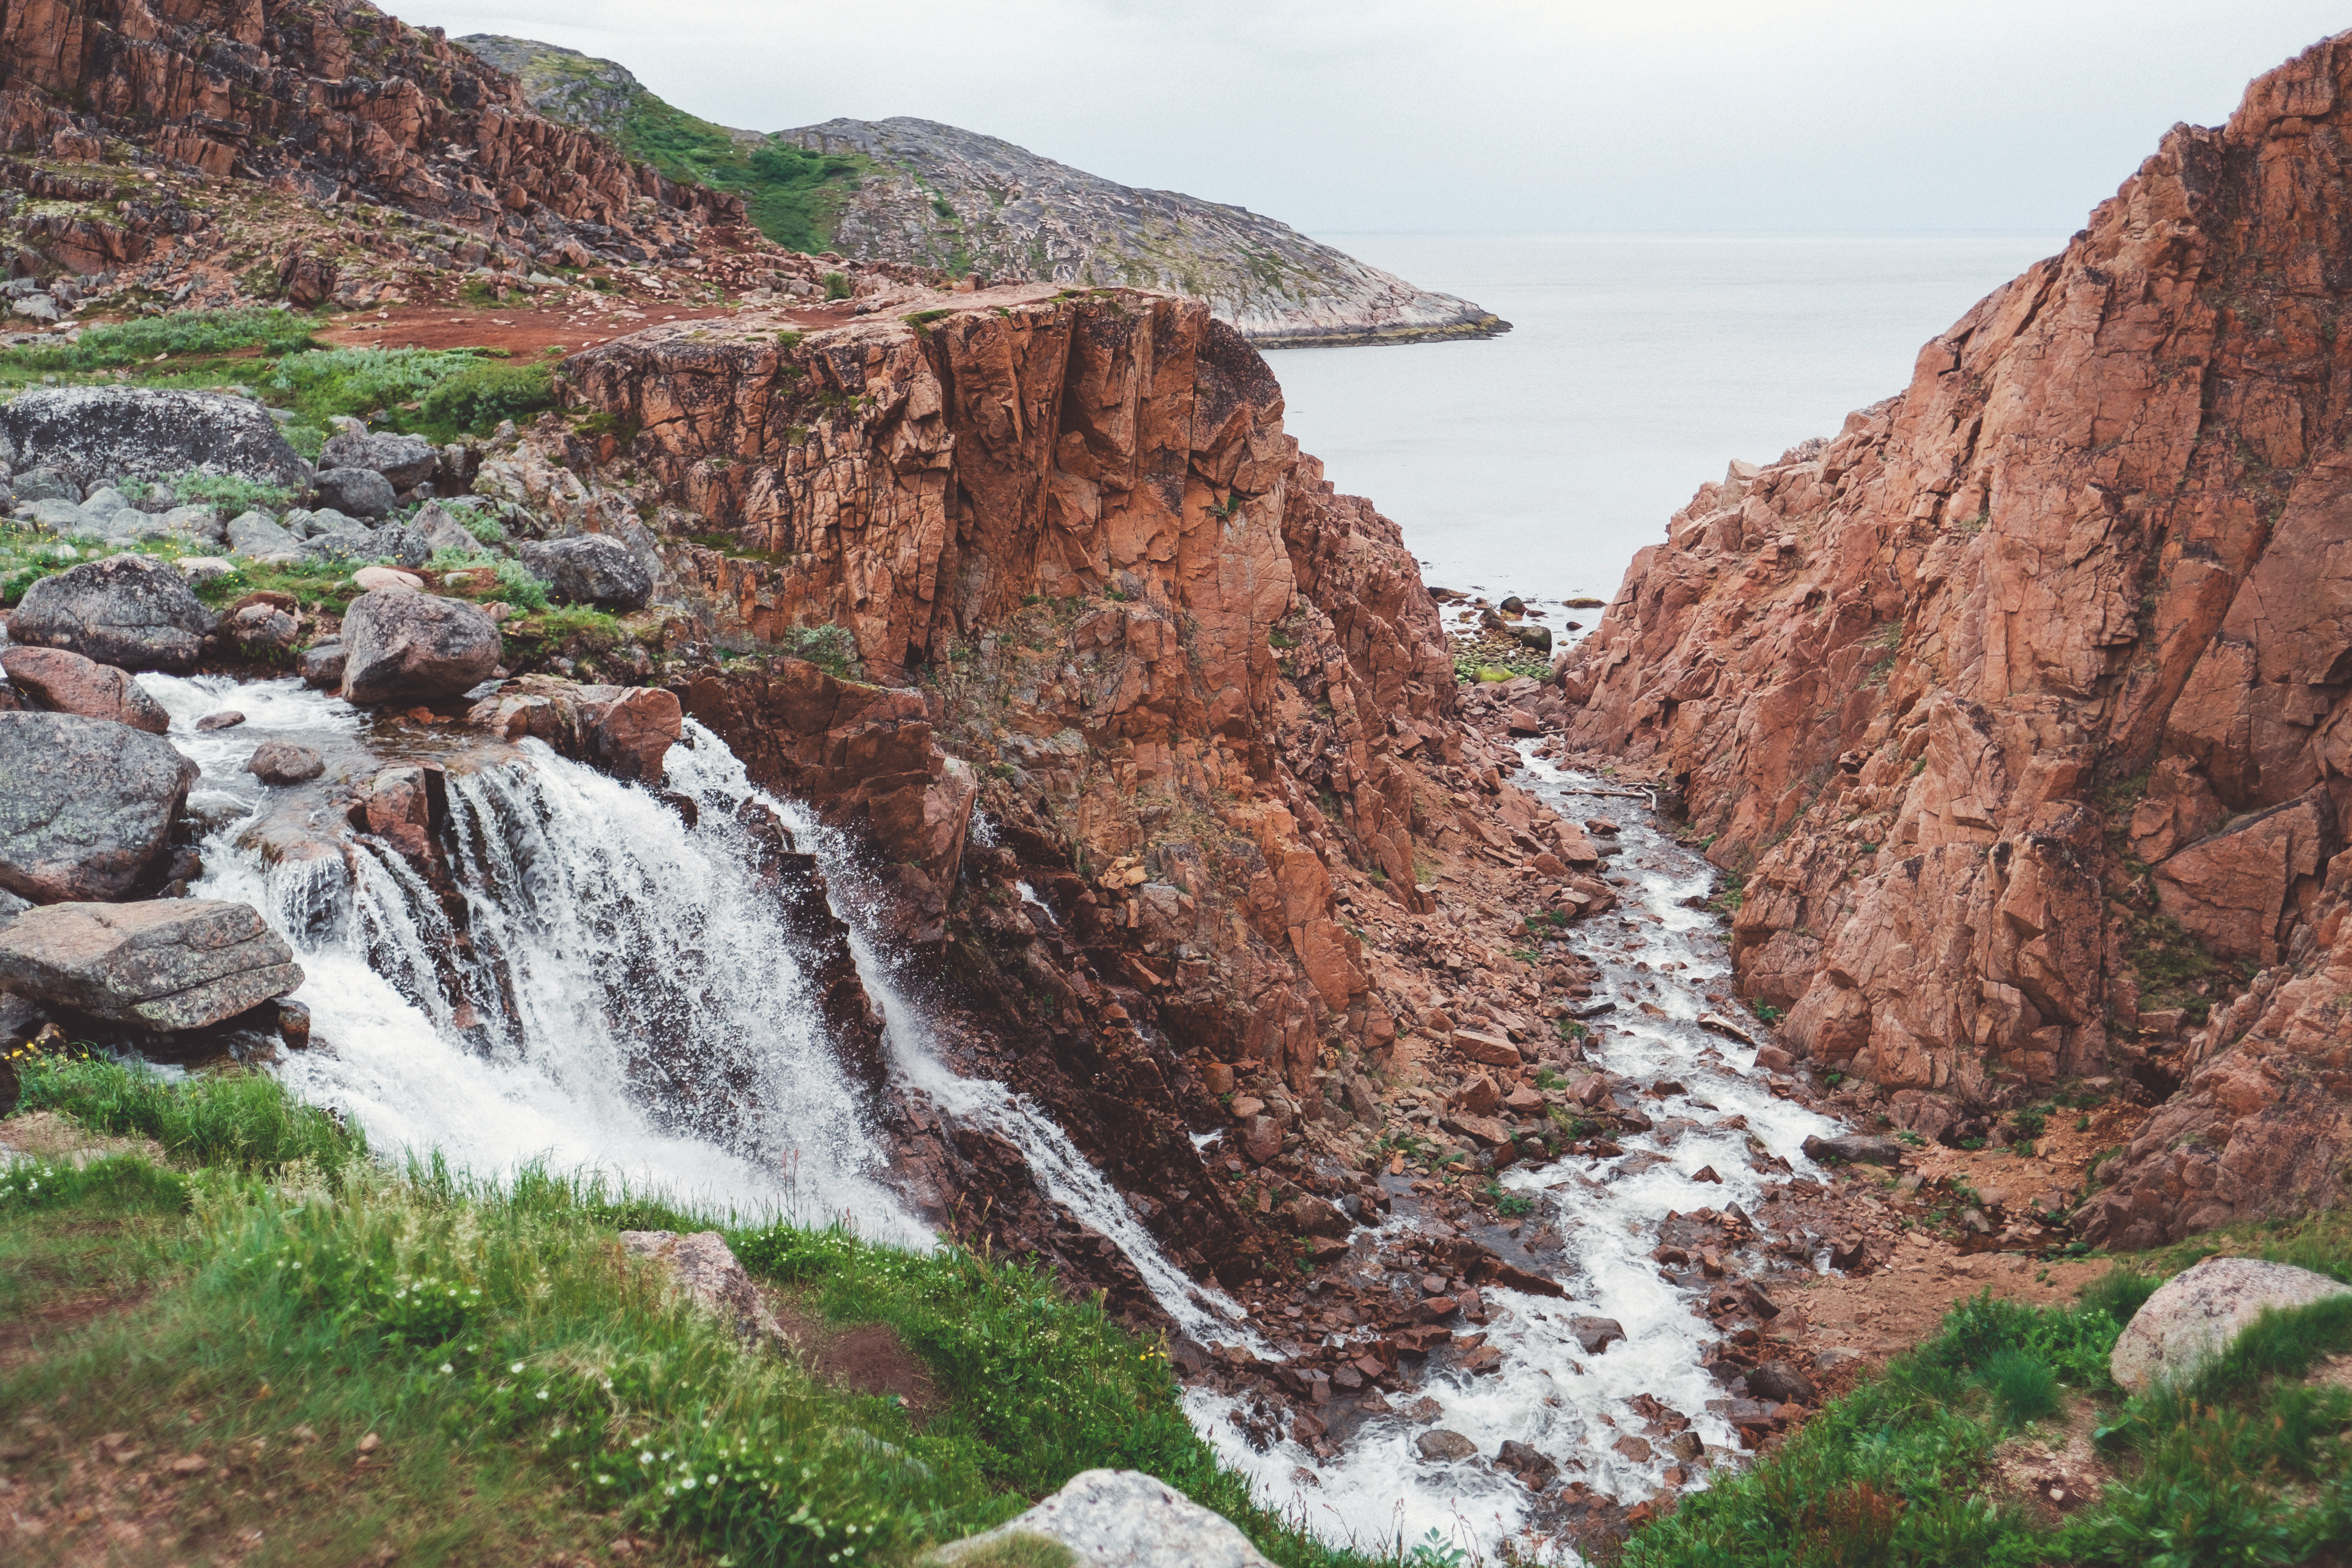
[0,387,309,493]
[195,711,245,732]
[927,1469,1276,1567]
[467,674,681,785]
[2111,1256,2352,1393]
[1697,1012,1756,1047]
[1277,1194,1351,1239]
[9,554,217,671]
[1667,1430,1706,1462]
[245,741,325,785]
[275,995,311,1048]
[1745,1360,1816,1406]
[0,647,169,733]
[1415,1429,1478,1463]
[0,712,195,902]
[0,898,302,1031]
[1496,1438,1559,1489]
[520,534,653,610]
[1570,1315,1626,1354]
[297,638,346,690]
[1612,1434,1653,1462]
[1802,1134,1907,1166]
[339,589,501,705]
[312,466,396,519]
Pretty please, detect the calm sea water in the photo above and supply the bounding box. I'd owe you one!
[1270,233,2066,607]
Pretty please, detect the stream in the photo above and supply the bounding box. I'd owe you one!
[133,676,1839,1565]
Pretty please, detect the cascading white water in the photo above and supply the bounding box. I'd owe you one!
[146,676,925,1242]
[133,674,1842,1564]
[1189,747,1845,1563]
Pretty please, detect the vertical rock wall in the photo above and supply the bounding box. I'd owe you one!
[1557,31,2352,1244]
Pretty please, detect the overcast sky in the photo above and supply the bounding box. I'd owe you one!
[396,1,2347,235]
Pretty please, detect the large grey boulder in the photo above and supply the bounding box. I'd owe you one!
[926,1470,1274,1567]
[2111,1256,2352,1393]
[0,646,171,733]
[9,554,218,671]
[312,466,396,519]
[15,466,79,503]
[0,711,196,902]
[0,898,302,1031]
[226,509,299,559]
[410,501,479,558]
[521,534,653,610]
[0,387,310,492]
[318,429,436,491]
[298,524,380,565]
[366,521,431,569]
[22,496,90,535]
[339,589,501,705]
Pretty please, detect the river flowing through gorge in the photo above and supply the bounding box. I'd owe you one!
[133,673,1845,1566]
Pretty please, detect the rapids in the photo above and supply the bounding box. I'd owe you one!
[135,674,1843,1564]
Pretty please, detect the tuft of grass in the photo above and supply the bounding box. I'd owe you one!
[0,307,318,371]
[1977,1348,2062,1427]
[16,1053,362,1174]
[169,470,296,515]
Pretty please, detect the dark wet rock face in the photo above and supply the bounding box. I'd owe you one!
[0,387,310,491]
[520,534,653,609]
[339,589,502,705]
[0,711,196,902]
[0,647,170,733]
[0,898,302,1031]
[9,554,218,672]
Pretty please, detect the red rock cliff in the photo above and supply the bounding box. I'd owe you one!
[1558,33,2352,1246]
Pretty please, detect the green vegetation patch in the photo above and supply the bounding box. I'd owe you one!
[617,96,870,253]
[0,1054,1384,1567]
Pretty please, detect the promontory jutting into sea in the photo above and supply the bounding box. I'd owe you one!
[4,6,2351,1565]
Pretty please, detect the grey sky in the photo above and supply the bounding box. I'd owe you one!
[397,0,2348,233]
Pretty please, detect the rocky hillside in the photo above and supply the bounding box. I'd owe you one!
[1556,31,2352,1250]
[455,36,1509,348]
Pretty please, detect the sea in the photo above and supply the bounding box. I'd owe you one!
[1268,232,2067,611]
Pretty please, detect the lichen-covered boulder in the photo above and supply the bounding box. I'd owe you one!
[0,712,196,902]
[318,429,437,491]
[2112,1256,2352,1392]
[925,1470,1276,1567]
[0,646,171,733]
[0,387,310,492]
[312,466,396,519]
[339,588,500,705]
[0,898,302,1031]
[9,554,218,671]
[520,534,653,610]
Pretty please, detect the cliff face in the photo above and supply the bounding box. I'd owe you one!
[1558,33,2352,1248]
[0,0,737,279]
[776,118,1509,347]
[498,280,1511,1284]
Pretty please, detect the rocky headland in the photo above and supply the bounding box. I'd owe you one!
[455,35,1511,349]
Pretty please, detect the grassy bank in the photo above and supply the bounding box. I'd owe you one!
[0,1056,1396,1567]
[1629,1219,2352,1567]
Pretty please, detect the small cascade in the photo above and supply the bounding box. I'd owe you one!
[1190,749,1845,1562]
[150,676,925,1242]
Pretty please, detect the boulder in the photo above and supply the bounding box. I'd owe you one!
[1414,1430,1478,1463]
[175,557,238,587]
[0,711,196,901]
[1569,1315,1626,1354]
[225,600,301,653]
[1802,1134,1909,1166]
[312,466,396,519]
[245,740,325,785]
[0,646,170,732]
[926,1470,1276,1567]
[1452,1027,1524,1068]
[1277,1193,1352,1239]
[366,521,431,568]
[226,509,299,559]
[298,524,380,564]
[318,429,437,492]
[619,1230,788,1350]
[520,534,653,610]
[339,589,501,704]
[9,554,218,671]
[0,898,302,1031]
[410,501,479,557]
[466,676,681,784]
[353,566,423,591]
[129,504,224,547]
[22,497,91,535]
[1745,1359,1817,1406]
[15,466,79,503]
[0,387,309,492]
[298,638,346,690]
[2111,1256,2352,1393]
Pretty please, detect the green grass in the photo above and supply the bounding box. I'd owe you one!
[616,97,868,253]
[1627,1215,2352,1568]
[1,1058,1397,1567]
[0,306,319,372]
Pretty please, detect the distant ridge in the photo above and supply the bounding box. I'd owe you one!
[458,36,1509,348]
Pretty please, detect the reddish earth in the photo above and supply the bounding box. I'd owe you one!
[309,297,898,356]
